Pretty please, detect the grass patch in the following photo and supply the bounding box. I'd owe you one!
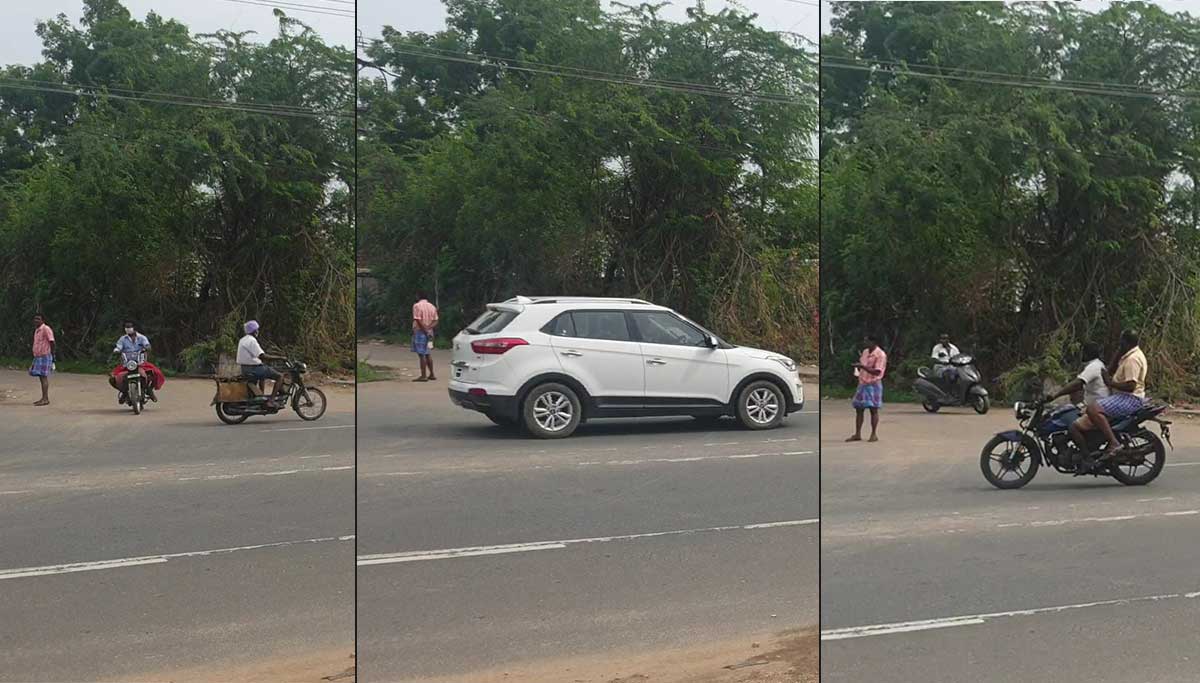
[0,356,155,375]
[357,360,394,382]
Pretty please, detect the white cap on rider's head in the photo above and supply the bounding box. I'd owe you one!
[244,320,259,335]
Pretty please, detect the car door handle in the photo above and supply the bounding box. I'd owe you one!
[561,350,583,357]
[646,359,667,366]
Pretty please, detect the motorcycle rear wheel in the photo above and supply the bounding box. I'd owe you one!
[922,400,940,413]
[216,403,250,424]
[1109,432,1166,486]
[981,434,1040,489]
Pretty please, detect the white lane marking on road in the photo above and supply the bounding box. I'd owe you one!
[994,509,1200,529]
[369,450,816,477]
[299,454,335,459]
[261,425,353,433]
[822,591,1200,641]
[358,518,818,566]
[177,465,355,481]
[1166,462,1200,467]
[0,535,355,581]
[0,490,33,496]
[1138,497,1175,502]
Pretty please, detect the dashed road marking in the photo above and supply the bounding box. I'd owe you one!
[823,590,1200,641]
[358,519,819,565]
[0,535,355,581]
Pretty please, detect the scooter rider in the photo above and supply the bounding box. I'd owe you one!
[109,320,156,403]
[238,320,285,408]
[931,333,960,383]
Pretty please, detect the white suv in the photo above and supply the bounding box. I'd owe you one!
[447,296,804,438]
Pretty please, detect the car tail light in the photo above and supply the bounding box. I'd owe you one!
[468,388,488,397]
[471,337,529,354]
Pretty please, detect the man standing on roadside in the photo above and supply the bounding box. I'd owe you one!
[848,334,887,443]
[412,291,439,382]
[29,313,55,406]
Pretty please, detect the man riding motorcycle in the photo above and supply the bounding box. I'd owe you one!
[1045,341,1109,455]
[1069,331,1148,468]
[108,320,165,403]
[237,320,286,408]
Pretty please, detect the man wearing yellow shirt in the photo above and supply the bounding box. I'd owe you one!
[1079,330,1147,461]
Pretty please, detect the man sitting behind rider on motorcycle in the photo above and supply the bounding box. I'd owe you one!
[931,333,960,382]
[1046,342,1109,454]
[238,320,285,407]
[1076,330,1147,462]
[109,320,156,403]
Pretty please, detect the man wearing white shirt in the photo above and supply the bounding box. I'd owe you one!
[931,333,960,382]
[238,320,283,406]
[1046,342,1110,455]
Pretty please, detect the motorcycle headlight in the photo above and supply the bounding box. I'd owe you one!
[1014,402,1025,420]
[297,362,308,372]
[125,360,138,371]
[768,356,797,372]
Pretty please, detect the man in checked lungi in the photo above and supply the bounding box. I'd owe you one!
[847,334,887,443]
[29,313,55,406]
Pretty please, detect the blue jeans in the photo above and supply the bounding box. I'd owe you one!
[241,364,281,381]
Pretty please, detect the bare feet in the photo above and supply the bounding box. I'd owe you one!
[413,377,428,382]
[868,434,879,442]
[33,399,49,406]
[846,435,862,442]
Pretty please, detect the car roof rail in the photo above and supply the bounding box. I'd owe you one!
[517,296,654,305]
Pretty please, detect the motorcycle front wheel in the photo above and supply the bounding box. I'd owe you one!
[216,403,249,424]
[1109,432,1166,486]
[294,387,327,421]
[129,382,143,415]
[922,400,940,413]
[980,434,1040,489]
[973,395,990,415]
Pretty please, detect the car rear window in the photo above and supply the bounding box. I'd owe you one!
[466,309,519,334]
[541,312,577,337]
[569,311,631,341]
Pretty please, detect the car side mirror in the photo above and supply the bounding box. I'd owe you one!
[705,335,719,348]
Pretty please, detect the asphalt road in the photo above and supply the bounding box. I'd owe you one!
[356,344,819,682]
[0,370,355,682]
[821,400,1200,682]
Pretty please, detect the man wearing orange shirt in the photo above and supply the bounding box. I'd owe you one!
[29,313,55,406]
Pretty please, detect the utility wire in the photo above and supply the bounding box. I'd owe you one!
[0,80,352,119]
[360,41,815,93]
[821,59,1200,102]
[359,44,811,105]
[823,56,1200,97]
[215,0,354,18]
[0,76,327,115]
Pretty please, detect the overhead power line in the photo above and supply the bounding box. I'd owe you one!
[0,76,324,115]
[0,79,352,119]
[215,0,354,19]
[821,58,1200,103]
[358,42,813,105]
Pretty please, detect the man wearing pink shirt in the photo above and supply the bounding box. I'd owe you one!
[848,334,887,442]
[412,292,439,382]
[29,313,56,406]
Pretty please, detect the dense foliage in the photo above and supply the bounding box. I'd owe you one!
[358,0,818,361]
[0,0,353,370]
[821,1,1200,397]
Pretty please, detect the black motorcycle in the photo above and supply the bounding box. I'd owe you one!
[212,360,327,424]
[915,353,990,414]
[980,398,1171,489]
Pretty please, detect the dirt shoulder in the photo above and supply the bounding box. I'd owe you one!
[409,629,817,683]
